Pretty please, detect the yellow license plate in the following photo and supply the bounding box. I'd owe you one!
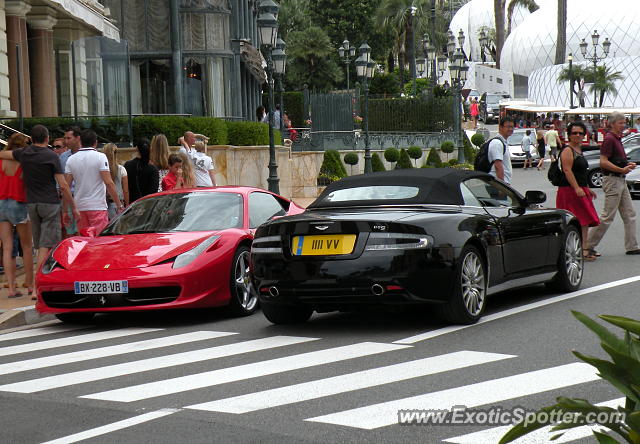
[292,235,356,256]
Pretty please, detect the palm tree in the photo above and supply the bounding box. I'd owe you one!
[554,0,567,64]
[557,64,590,107]
[506,0,539,37]
[494,0,506,68]
[588,65,624,107]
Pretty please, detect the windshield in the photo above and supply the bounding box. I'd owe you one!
[507,132,527,145]
[101,192,243,235]
[486,95,502,105]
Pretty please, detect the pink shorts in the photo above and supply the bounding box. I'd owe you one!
[78,210,109,236]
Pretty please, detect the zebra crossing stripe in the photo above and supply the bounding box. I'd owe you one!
[186,351,516,414]
[0,327,163,357]
[0,335,317,393]
[305,362,599,430]
[40,409,180,444]
[82,342,409,402]
[443,398,624,444]
[0,326,87,342]
[0,331,235,376]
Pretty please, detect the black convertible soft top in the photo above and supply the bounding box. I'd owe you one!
[309,168,493,208]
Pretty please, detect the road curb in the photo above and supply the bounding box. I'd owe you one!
[0,306,55,331]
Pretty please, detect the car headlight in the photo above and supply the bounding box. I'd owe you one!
[365,233,432,251]
[172,235,220,269]
[41,247,61,274]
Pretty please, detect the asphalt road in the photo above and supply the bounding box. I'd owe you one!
[2,169,639,444]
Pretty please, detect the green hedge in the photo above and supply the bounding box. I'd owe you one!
[319,149,348,182]
[2,116,283,147]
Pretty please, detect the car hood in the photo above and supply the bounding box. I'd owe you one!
[53,232,221,271]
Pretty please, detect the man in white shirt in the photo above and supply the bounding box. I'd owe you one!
[521,129,533,169]
[178,131,197,157]
[488,116,515,184]
[65,129,123,234]
[192,141,216,187]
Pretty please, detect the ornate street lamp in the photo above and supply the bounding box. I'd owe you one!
[448,38,469,163]
[356,43,375,173]
[258,0,280,194]
[338,39,357,90]
[272,40,287,135]
[580,30,612,107]
[409,6,418,96]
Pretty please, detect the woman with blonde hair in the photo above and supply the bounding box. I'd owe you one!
[0,133,34,297]
[177,152,196,188]
[150,134,170,191]
[102,143,129,220]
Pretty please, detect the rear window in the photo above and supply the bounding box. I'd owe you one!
[321,186,420,203]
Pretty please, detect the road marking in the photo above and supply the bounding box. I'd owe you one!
[0,331,235,376]
[0,326,87,342]
[305,362,598,430]
[185,351,515,414]
[40,409,180,444]
[0,336,317,393]
[443,398,624,443]
[394,275,640,344]
[0,327,163,357]
[82,342,410,402]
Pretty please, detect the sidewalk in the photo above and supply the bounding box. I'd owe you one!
[0,265,54,330]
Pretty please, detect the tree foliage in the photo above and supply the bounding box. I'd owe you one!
[425,147,443,167]
[372,152,386,171]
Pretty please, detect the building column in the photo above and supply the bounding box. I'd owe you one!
[27,7,57,117]
[0,0,15,117]
[5,0,31,117]
[169,0,183,114]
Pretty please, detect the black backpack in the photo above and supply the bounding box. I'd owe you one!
[474,137,506,173]
[548,147,576,186]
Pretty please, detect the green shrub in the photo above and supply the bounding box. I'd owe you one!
[384,147,400,163]
[464,134,477,164]
[368,96,455,132]
[448,159,459,166]
[440,140,455,162]
[396,148,413,169]
[372,153,386,172]
[407,146,423,166]
[470,133,486,147]
[343,153,359,165]
[226,121,282,146]
[319,149,348,183]
[425,147,443,167]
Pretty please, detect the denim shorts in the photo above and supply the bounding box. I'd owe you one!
[0,199,28,225]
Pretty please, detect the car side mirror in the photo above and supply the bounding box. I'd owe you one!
[525,190,546,205]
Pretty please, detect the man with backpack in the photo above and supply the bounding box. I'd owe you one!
[475,116,514,184]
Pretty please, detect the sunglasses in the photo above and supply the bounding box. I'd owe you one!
[53,145,63,148]
[570,132,585,136]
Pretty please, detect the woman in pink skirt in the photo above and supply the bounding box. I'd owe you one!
[556,121,600,260]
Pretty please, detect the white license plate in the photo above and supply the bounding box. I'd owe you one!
[74,281,129,295]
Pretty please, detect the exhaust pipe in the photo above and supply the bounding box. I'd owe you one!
[371,284,385,296]
[268,286,280,297]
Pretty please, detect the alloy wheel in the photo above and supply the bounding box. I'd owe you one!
[564,229,583,287]
[234,250,257,311]
[590,170,603,187]
[460,251,485,316]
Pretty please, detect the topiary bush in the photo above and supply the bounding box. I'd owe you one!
[343,152,359,175]
[372,153,386,172]
[384,147,400,167]
[464,134,477,164]
[440,140,455,162]
[318,149,348,184]
[396,148,413,169]
[407,146,423,166]
[470,133,486,147]
[425,147,443,167]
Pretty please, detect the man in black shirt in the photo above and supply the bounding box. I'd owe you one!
[0,125,78,272]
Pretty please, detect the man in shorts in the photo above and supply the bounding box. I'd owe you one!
[0,124,78,271]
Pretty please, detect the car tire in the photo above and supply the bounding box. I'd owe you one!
[547,225,583,292]
[588,168,603,188]
[436,245,486,325]
[227,246,259,317]
[55,313,95,324]
[261,303,313,325]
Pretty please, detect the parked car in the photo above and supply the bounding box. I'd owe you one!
[252,169,583,326]
[506,128,537,167]
[480,93,510,124]
[626,168,640,199]
[36,187,305,323]
[585,145,640,188]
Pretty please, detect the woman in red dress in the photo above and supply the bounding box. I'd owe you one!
[555,122,600,260]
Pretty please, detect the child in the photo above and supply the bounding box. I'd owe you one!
[161,154,185,191]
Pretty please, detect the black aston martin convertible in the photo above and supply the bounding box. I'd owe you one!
[251,168,583,325]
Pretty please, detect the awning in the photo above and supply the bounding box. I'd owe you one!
[565,107,640,115]
[240,42,267,84]
[505,104,569,113]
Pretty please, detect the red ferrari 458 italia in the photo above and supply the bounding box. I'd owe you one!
[36,187,304,323]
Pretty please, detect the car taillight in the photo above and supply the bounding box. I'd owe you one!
[364,233,432,251]
[251,235,283,254]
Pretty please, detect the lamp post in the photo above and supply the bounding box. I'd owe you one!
[420,34,437,92]
[356,43,374,173]
[579,30,611,108]
[273,39,287,135]
[338,39,356,90]
[568,53,575,109]
[257,0,280,194]
[449,43,469,163]
[409,6,418,96]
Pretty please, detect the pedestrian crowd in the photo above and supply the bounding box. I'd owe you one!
[0,125,216,300]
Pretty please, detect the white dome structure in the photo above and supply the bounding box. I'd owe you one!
[501,0,640,77]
